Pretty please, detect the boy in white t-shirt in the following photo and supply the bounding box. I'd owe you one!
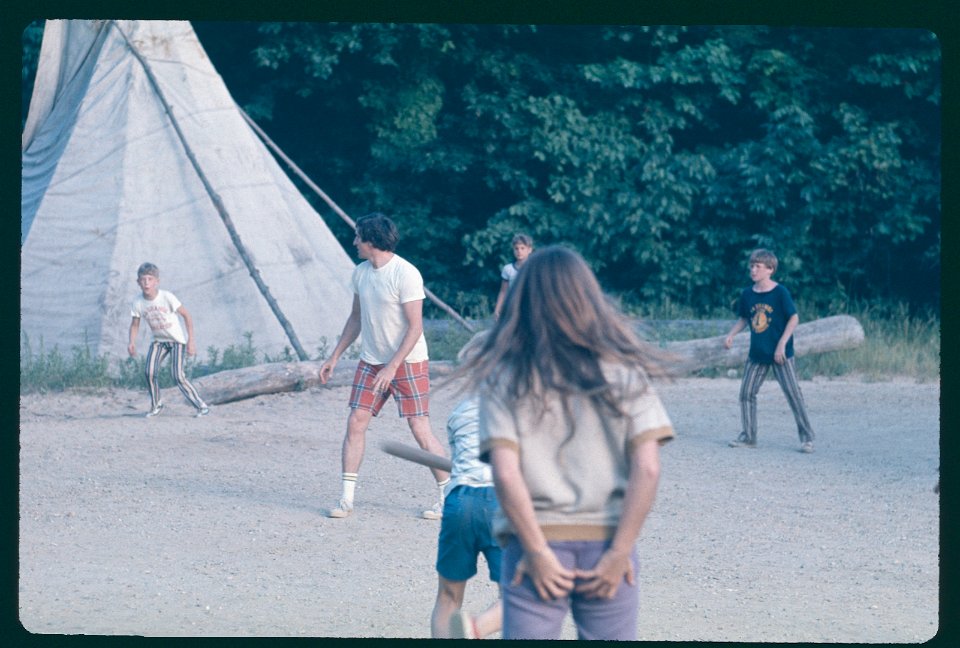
[493,233,533,321]
[128,262,209,418]
[319,213,450,520]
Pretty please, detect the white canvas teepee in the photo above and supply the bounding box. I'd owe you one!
[21,19,356,363]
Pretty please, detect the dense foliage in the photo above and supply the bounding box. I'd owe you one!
[24,22,941,316]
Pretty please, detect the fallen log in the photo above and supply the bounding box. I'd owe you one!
[191,360,322,405]
[664,314,865,373]
[185,315,862,404]
[190,359,458,406]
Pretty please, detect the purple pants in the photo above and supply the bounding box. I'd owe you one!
[500,537,640,640]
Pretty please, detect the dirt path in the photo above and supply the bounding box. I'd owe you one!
[18,375,939,640]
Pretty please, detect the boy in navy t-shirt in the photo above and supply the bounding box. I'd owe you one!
[723,249,815,453]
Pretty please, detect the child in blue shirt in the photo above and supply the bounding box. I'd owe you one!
[724,249,815,452]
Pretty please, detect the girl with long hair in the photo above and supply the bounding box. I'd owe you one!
[458,245,675,640]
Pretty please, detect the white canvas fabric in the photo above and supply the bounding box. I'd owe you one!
[21,20,356,363]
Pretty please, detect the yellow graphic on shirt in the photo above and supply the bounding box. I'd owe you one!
[751,304,773,333]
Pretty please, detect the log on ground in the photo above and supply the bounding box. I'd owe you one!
[189,316,862,404]
[665,314,865,373]
[191,360,457,405]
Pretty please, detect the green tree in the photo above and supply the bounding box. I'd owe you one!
[228,23,938,312]
[25,22,940,314]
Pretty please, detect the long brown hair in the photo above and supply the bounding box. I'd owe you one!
[457,245,673,416]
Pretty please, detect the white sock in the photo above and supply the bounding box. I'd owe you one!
[437,478,450,504]
[341,473,358,507]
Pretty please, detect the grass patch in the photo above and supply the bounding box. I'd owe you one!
[794,302,939,382]
[22,332,311,394]
[424,321,477,362]
[20,301,939,394]
[20,334,113,391]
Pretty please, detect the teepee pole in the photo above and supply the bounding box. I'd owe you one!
[113,22,311,360]
[240,108,476,334]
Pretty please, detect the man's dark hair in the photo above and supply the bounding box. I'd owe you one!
[355,213,400,252]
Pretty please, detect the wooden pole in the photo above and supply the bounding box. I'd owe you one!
[239,108,475,334]
[114,22,310,360]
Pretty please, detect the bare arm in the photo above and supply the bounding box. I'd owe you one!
[128,317,140,357]
[489,445,577,601]
[774,313,800,364]
[575,438,661,599]
[369,298,425,393]
[724,317,749,349]
[493,280,509,320]
[319,295,362,384]
[176,305,197,356]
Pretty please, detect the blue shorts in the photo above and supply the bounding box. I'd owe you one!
[436,485,502,582]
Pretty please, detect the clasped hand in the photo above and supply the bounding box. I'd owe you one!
[512,546,634,601]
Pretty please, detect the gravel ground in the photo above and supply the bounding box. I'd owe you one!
[18,374,939,641]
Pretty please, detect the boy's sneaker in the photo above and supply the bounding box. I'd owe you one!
[450,610,479,639]
[195,406,210,418]
[728,433,756,448]
[800,441,814,453]
[327,500,353,518]
[421,501,443,520]
[145,403,164,418]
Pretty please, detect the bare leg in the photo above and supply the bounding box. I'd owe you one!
[407,415,450,482]
[474,591,503,638]
[342,408,374,473]
[431,577,466,638]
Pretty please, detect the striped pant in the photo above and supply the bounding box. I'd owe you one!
[145,341,206,411]
[739,357,814,444]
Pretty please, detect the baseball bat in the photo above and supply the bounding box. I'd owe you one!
[379,440,453,472]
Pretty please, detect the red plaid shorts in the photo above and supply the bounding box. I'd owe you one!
[348,359,430,418]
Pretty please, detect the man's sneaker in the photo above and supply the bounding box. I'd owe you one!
[728,433,756,448]
[421,501,443,520]
[450,610,479,639]
[327,500,353,518]
[145,403,164,418]
[195,406,210,418]
[800,441,815,453]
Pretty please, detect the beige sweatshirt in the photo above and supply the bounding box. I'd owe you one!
[479,362,674,543]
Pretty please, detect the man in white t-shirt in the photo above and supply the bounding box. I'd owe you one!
[319,213,450,519]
